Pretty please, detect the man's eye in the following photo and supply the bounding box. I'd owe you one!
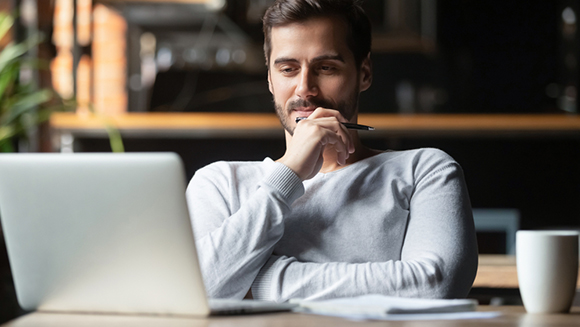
[279,67,296,74]
[318,65,336,73]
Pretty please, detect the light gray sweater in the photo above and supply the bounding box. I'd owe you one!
[186,148,478,302]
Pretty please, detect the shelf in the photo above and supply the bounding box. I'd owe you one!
[359,113,580,137]
[96,0,212,3]
[50,112,580,139]
[50,112,284,138]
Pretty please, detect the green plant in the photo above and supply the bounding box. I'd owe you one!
[88,103,125,153]
[0,11,124,153]
[0,11,58,152]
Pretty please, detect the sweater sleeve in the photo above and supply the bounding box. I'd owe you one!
[251,161,478,302]
[186,161,304,299]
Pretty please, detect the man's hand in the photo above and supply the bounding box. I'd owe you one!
[277,108,355,180]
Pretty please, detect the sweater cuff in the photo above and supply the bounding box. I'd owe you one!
[262,162,304,204]
[251,255,279,300]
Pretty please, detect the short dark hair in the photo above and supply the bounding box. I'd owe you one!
[262,0,372,68]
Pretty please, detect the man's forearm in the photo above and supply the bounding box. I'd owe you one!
[251,253,477,302]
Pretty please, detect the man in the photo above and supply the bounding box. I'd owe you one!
[186,0,478,302]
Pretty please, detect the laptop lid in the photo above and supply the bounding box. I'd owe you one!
[0,153,210,316]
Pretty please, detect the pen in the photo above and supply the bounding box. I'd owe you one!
[295,117,375,131]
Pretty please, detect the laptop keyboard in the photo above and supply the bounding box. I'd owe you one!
[208,299,297,315]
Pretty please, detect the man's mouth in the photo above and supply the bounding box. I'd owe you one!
[287,99,322,118]
[292,107,316,118]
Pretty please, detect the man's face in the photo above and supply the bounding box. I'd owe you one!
[267,16,371,135]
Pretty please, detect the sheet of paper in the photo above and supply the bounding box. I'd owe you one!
[294,294,478,314]
[294,308,502,321]
[292,294,500,321]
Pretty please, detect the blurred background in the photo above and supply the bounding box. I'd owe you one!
[1,0,580,321]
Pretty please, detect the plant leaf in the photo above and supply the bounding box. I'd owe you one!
[0,60,18,104]
[0,125,15,142]
[0,12,14,43]
[35,107,53,123]
[87,103,125,153]
[0,140,15,152]
[0,34,43,73]
[0,42,27,73]
[2,89,52,125]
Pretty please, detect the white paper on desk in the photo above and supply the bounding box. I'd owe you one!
[294,309,502,321]
[292,294,500,321]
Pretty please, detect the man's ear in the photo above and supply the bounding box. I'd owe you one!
[359,54,372,93]
[267,70,273,94]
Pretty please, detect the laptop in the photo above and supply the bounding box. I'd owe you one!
[0,152,295,316]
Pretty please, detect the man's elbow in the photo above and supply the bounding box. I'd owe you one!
[411,253,478,299]
[438,252,479,299]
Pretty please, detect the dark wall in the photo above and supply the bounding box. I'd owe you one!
[361,1,562,114]
[438,1,560,113]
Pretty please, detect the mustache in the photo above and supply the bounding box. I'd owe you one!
[287,98,335,111]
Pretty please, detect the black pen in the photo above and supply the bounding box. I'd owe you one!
[295,117,375,131]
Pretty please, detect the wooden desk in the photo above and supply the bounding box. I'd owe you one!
[475,255,580,289]
[3,306,580,326]
[474,255,519,289]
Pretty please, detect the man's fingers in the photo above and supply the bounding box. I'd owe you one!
[299,108,355,153]
[319,129,349,165]
[305,117,354,156]
[337,122,355,154]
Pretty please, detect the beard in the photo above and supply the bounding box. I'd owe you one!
[274,89,360,136]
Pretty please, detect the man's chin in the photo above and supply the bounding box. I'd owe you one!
[275,113,295,136]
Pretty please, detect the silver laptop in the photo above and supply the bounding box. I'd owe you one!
[0,153,295,316]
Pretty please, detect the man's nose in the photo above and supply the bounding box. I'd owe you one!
[295,69,318,99]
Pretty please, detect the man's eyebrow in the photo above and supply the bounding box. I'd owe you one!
[273,57,299,65]
[272,54,345,66]
[312,54,345,63]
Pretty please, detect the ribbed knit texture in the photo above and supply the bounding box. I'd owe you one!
[261,163,304,204]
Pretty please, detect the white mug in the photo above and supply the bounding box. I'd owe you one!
[516,230,579,313]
